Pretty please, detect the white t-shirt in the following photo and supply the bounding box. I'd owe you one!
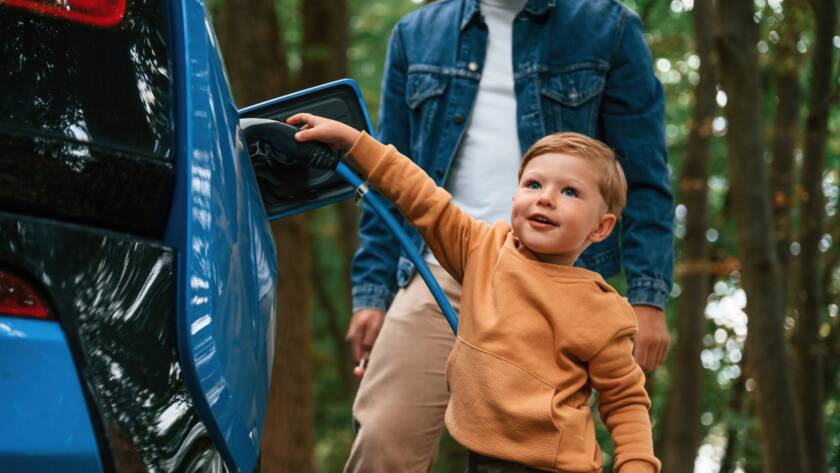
[427,0,527,265]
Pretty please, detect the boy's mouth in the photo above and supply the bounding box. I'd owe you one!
[528,213,557,226]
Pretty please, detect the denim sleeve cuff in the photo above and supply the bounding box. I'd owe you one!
[352,284,396,313]
[626,277,670,311]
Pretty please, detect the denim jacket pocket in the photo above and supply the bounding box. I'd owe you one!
[539,66,606,136]
[405,70,447,157]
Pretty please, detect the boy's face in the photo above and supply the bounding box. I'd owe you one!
[510,152,617,265]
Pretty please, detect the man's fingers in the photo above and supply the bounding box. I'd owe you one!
[635,353,649,373]
[636,337,669,372]
[346,310,385,377]
[361,320,381,349]
[345,324,363,361]
[350,338,363,362]
[656,340,670,367]
[631,305,669,372]
[634,340,654,372]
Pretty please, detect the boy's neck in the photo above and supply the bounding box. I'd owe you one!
[531,251,577,266]
[516,240,586,267]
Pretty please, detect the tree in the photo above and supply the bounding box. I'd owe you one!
[214,1,316,471]
[659,0,716,470]
[769,0,804,286]
[299,0,359,396]
[714,2,807,471]
[791,0,837,471]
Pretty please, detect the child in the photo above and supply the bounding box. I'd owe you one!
[288,113,660,473]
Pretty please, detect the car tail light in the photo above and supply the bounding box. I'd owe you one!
[0,271,51,319]
[4,0,126,27]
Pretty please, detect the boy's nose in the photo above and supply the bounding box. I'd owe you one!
[537,193,554,208]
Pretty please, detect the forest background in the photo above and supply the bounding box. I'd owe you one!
[208,0,839,472]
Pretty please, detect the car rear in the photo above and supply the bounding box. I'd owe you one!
[0,1,224,471]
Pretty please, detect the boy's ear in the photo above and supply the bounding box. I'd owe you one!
[588,213,617,243]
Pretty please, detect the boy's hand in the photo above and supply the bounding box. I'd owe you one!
[631,305,670,372]
[287,113,361,151]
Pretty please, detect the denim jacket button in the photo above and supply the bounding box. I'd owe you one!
[453,113,465,124]
[468,62,479,72]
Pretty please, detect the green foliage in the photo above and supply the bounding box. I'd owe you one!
[348,0,423,128]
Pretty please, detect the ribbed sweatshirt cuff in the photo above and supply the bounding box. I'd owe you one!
[616,459,659,473]
[346,131,390,177]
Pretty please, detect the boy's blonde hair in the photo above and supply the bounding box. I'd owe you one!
[518,132,627,216]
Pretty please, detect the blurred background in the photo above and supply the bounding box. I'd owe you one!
[207,0,839,471]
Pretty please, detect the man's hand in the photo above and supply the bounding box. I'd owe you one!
[632,305,670,372]
[346,308,386,378]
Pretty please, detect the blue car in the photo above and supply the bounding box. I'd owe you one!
[0,1,370,471]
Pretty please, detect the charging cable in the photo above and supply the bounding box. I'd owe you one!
[335,163,459,334]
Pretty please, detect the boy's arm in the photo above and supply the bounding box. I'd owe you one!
[345,132,489,283]
[588,327,661,473]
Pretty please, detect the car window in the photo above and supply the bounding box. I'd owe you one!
[0,0,174,160]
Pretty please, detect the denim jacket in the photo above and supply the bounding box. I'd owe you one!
[351,0,674,312]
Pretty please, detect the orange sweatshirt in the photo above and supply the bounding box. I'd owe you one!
[346,132,660,473]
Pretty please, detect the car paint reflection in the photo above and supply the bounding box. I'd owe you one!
[0,214,224,472]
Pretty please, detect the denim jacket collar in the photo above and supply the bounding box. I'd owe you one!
[460,0,555,31]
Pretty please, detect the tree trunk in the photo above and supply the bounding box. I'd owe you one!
[299,0,359,392]
[213,0,289,104]
[311,236,356,395]
[769,0,804,287]
[822,217,840,392]
[263,216,316,473]
[659,0,716,470]
[718,369,746,473]
[714,2,807,472]
[791,1,836,471]
[299,0,348,88]
[213,1,316,472]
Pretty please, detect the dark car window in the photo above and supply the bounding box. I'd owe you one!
[0,0,174,160]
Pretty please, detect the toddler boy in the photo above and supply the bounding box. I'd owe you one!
[288,113,660,473]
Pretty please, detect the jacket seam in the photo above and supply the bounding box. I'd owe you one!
[608,6,628,62]
[407,64,482,80]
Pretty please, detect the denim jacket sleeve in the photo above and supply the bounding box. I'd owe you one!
[349,23,410,313]
[600,11,674,310]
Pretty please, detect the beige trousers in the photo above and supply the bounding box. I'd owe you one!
[344,265,461,473]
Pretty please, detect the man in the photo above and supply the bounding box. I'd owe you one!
[345,1,673,471]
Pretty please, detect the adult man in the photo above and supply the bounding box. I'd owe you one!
[345,1,673,471]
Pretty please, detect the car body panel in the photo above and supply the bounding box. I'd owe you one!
[0,213,218,472]
[0,315,105,473]
[166,0,277,470]
[0,0,378,471]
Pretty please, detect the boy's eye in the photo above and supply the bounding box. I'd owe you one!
[526,180,541,190]
[561,187,579,197]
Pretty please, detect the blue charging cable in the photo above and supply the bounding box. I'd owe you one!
[240,116,459,334]
[335,163,459,334]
